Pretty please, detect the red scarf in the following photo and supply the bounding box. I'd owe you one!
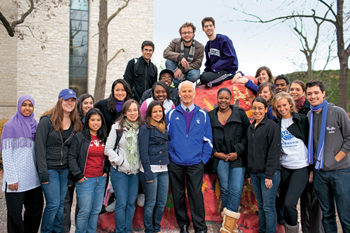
[295,96,306,112]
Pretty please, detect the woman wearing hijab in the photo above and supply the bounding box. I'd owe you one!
[1,95,44,233]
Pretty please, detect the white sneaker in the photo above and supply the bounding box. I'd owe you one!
[105,200,116,212]
[137,194,145,207]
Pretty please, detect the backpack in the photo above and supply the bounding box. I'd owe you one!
[133,58,157,77]
[113,130,123,151]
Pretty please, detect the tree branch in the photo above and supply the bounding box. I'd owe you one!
[105,0,130,27]
[10,0,35,29]
[0,12,14,37]
[318,0,337,21]
[107,48,125,66]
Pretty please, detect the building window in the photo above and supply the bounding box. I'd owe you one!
[69,0,89,97]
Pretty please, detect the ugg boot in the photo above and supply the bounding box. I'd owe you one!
[220,208,240,233]
[284,222,299,233]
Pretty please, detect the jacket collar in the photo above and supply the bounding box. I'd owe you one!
[139,56,151,66]
[249,115,268,129]
[211,105,242,128]
[175,103,199,115]
[275,111,301,126]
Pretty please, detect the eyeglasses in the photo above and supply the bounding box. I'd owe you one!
[160,77,172,81]
[181,31,193,35]
[252,107,265,111]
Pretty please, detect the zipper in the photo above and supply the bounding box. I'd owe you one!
[83,140,91,176]
[145,65,148,90]
[60,131,74,166]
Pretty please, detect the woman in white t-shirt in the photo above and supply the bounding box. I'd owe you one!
[272,92,310,233]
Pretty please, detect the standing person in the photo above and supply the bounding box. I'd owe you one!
[138,101,169,233]
[163,22,204,87]
[289,80,310,115]
[200,17,242,87]
[306,80,350,233]
[104,99,142,233]
[257,82,275,120]
[1,95,44,233]
[35,89,80,233]
[167,81,213,233]
[140,81,175,119]
[94,79,132,132]
[140,69,181,106]
[63,93,94,233]
[274,75,290,93]
[208,88,250,233]
[247,97,281,233]
[68,108,108,233]
[124,40,158,102]
[271,92,309,233]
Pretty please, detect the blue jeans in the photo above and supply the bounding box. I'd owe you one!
[217,160,245,212]
[250,171,280,233]
[314,168,350,233]
[140,171,169,233]
[165,59,200,86]
[110,166,139,233]
[39,169,69,233]
[75,175,107,233]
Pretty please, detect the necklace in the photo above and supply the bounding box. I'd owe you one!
[219,108,231,117]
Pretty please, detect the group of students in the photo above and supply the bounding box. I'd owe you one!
[1,65,350,233]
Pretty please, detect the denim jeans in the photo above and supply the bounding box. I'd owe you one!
[75,175,107,233]
[39,169,69,233]
[314,168,350,233]
[110,166,139,233]
[140,171,169,233]
[250,170,280,233]
[217,160,246,212]
[165,59,200,86]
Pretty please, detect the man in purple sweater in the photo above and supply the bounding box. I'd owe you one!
[200,17,242,87]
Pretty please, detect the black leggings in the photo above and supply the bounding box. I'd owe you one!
[279,166,309,226]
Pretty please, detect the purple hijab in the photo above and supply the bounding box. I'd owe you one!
[1,95,37,142]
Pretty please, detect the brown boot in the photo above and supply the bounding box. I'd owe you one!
[220,208,240,233]
[284,222,299,233]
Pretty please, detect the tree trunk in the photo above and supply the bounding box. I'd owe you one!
[94,0,108,102]
[335,0,348,111]
[306,55,313,80]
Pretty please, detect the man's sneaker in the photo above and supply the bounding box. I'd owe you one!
[137,193,145,207]
[105,200,116,212]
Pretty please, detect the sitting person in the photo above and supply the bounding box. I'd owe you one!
[163,22,204,87]
[200,17,242,87]
[139,69,180,106]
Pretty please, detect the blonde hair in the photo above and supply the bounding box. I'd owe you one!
[42,98,80,133]
[271,92,297,118]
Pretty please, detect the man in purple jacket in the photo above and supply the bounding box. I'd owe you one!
[200,17,242,87]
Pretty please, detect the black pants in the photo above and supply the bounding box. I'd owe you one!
[169,160,207,232]
[300,182,325,233]
[62,185,79,233]
[279,166,309,226]
[5,186,44,233]
[199,70,231,87]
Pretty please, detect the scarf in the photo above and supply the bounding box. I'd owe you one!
[124,119,139,169]
[295,96,306,112]
[150,118,165,134]
[178,40,196,81]
[1,95,37,150]
[116,100,124,112]
[307,99,329,170]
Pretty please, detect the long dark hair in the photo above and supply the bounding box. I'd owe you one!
[82,108,108,144]
[151,82,170,100]
[116,99,142,132]
[257,82,275,107]
[107,79,132,113]
[77,93,94,120]
[145,101,167,129]
[255,66,274,84]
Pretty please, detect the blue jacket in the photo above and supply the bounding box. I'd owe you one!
[138,124,169,181]
[166,104,213,166]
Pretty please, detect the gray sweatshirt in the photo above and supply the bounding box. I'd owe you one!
[308,103,350,171]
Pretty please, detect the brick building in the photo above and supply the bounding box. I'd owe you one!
[0,0,153,119]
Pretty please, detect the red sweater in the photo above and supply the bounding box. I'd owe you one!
[84,135,105,178]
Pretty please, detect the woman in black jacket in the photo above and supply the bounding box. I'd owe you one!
[289,80,310,116]
[68,108,108,232]
[35,89,80,233]
[271,92,309,233]
[247,97,281,233]
[94,79,132,132]
[208,88,250,233]
[138,101,169,233]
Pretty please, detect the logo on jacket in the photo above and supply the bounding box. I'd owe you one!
[326,126,336,133]
[197,118,200,124]
[209,48,220,57]
[175,117,180,120]
[281,130,294,141]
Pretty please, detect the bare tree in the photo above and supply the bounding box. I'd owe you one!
[233,0,350,110]
[93,0,129,102]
